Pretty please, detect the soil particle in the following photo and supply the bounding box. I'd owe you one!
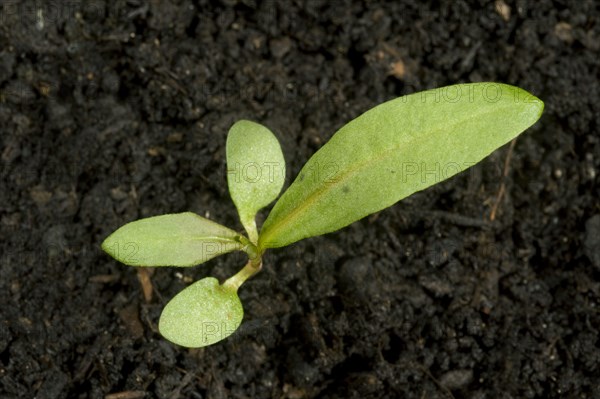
[439,368,474,390]
[337,256,375,303]
[584,215,600,269]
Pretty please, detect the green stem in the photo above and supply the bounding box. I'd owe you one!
[238,235,261,260]
[223,257,263,292]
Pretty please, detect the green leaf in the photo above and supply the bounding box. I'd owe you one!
[101,212,243,266]
[259,83,544,249]
[159,277,243,347]
[227,120,285,242]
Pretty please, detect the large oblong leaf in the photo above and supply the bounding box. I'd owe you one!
[101,212,243,266]
[159,277,243,347]
[259,83,544,249]
[227,120,285,242]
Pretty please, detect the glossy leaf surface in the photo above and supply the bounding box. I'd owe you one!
[102,212,243,266]
[259,83,544,248]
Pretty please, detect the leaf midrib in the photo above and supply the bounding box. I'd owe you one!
[152,235,242,244]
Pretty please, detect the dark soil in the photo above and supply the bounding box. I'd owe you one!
[1,1,599,398]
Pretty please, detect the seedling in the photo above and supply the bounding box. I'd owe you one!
[102,83,543,347]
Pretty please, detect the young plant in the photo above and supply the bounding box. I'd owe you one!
[102,83,543,348]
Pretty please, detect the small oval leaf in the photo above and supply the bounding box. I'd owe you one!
[159,277,243,347]
[101,212,243,266]
[259,83,544,248]
[227,120,285,241]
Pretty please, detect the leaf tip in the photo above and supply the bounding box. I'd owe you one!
[530,95,545,120]
[100,233,114,256]
[514,86,544,123]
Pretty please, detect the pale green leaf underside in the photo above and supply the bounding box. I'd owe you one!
[227,120,285,239]
[101,212,243,267]
[259,83,544,249]
[159,277,243,347]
